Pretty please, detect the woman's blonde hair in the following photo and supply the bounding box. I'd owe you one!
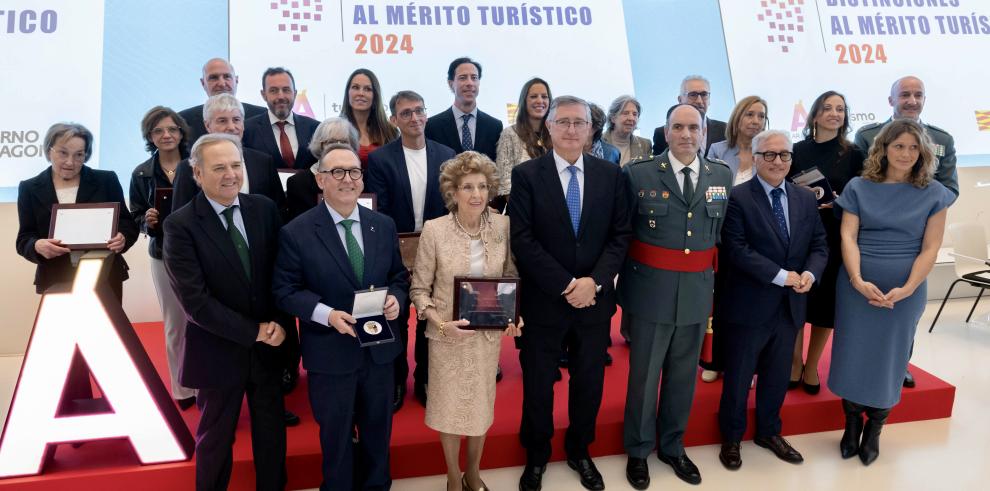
[861,119,935,188]
[439,151,500,212]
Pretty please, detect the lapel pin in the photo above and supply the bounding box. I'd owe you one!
[370,226,375,232]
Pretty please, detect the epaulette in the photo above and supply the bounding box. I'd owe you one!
[858,122,883,132]
[923,123,950,136]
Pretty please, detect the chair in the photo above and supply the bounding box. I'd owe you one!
[929,222,990,332]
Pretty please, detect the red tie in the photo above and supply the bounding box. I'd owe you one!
[275,121,295,168]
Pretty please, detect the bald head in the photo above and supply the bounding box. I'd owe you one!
[888,76,925,120]
[200,58,239,97]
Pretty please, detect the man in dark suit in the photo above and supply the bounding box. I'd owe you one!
[273,147,408,491]
[178,58,267,144]
[243,67,320,170]
[366,90,455,411]
[162,133,288,491]
[716,129,828,470]
[424,57,503,162]
[652,75,727,157]
[509,96,632,491]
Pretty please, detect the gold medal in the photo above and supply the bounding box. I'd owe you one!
[363,321,382,335]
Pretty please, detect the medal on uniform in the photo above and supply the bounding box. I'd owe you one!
[705,188,713,202]
[662,191,670,199]
[649,190,657,198]
[638,190,645,198]
[649,219,656,229]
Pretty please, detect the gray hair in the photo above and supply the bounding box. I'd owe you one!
[606,95,641,132]
[547,95,591,124]
[43,122,94,163]
[202,93,245,124]
[190,132,243,168]
[309,117,360,158]
[751,129,793,154]
[201,58,235,79]
[680,75,711,94]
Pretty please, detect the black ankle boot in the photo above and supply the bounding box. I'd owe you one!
[840,399,865,459]
[859,406,891,466]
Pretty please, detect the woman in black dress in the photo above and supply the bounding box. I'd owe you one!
[788,91,865,394]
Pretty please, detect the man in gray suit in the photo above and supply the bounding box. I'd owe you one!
[854,75,959,389]
[619,104,733,488]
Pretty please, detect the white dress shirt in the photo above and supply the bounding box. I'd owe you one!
[669,152,700,192]
[205,195,249,247]
[310,203,364,325]
[403,145,428,231]
[268,110,299,158]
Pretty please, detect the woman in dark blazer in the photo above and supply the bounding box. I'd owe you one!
[15,122,138,401]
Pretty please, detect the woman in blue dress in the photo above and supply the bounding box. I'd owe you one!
[829,119,955,465]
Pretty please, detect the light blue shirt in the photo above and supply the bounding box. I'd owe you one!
[205,195,249,248]
[754,174,811,287]
[311,203,364,326]
[553,150,585,208]
[451,105,478,146]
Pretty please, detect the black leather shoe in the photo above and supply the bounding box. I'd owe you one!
[840,399,865,459]
[176,396,196,410]
[754,435,803,464]
[518,464,546,491]
[626,457,650,490]
[567,458,604,490]
[903,370,916,388]
[284,410,300,427]
[392,384,406,413]
[414,383,427,406]
[801,369,821,395]
[719,442,742,470]
[554,368,563,382]
[657,452,701,485]
[281,368,298,394]
[496,364,503,382]
[859,407,890,466]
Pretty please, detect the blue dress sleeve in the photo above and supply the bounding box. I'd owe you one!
[927,180,957,218]
[834,176,861,217]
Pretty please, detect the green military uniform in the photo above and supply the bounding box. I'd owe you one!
[854,119,959,196]
[618,150,733,459]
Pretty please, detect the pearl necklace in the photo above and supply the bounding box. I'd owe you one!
[453,212,484,239]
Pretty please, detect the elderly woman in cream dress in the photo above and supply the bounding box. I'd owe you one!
[411,151,522,491]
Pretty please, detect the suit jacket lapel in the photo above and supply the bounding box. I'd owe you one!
[538,154,572,233]
[749,179,788,246]
[576,156,598,239]
[240,197,264,282]
[442,109,463,153]
[785,182,801,253]
[35,168,58,208]
[294,118,311,162]
[258,115,282,161]
[358,207,377,287]
[195,194,251,286]
[75,166,98,203]
[314,205,361,289]
[393,143,415,217]
[425,142,442,213]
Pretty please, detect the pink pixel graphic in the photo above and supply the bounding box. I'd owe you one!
[271,0,323,42]
[756,0,805,53]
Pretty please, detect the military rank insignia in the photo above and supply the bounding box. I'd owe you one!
[705,186,727,202]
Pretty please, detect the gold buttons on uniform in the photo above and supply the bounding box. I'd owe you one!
[687,231,692,237]
[684,248,691,254]
[687,212,693,218]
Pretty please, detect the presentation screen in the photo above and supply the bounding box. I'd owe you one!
[2,0,987,203]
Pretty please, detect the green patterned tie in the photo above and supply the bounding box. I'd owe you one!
[221,206,251,279]
[339,219,364,284]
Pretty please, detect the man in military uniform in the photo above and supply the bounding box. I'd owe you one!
[854,75,959,389]
[854,76,959,196]
[618,104,733,489]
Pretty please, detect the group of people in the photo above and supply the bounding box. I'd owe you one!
[14,53,958,491]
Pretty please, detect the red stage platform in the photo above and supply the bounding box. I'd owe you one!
[0,313,955,490]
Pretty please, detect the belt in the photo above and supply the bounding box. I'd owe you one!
[628,240,717,273]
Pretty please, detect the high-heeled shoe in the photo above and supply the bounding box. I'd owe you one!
[801,368,821,395]
[462,473,488,491]
[788,367,803,390]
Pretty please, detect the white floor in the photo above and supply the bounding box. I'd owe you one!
[0,298,987,490]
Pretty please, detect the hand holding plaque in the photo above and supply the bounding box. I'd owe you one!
[452,277,520,330]
[48,202,120,250]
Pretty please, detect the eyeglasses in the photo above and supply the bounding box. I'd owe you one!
[553,119,589,129]
[397,107,427,120]
[684,91,711,99]
[51,147,86,163]
[458,183,489,193]
[754,151,793,162]
[320,139,352,148]
[151,126,181,137]
[319,168,364,180]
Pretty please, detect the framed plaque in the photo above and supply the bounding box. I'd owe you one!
[452,276,520,330]
[352,287,395,347]
[48,202,120,250]
[398,232,420,271]
[789,166,835,205]
[154,188,174,214]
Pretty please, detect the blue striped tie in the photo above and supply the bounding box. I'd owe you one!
[771,188,789,243]
[565,165,580,236]
[461,114,474,151]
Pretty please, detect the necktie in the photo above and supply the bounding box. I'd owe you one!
[460,113,474,151]
[340,219,365,284]
[681,167,694,203]
[565,165,581,236]
[275,121,295,167]
[770,188,790,242]
[221,206,251,279]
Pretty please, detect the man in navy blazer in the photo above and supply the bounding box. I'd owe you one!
[163,134,289,490]
[510,96,632,491]
[366,90,455,410]
[424,57,503,162]
[178,58,267,144]
[243,67,320,170]
[716,129,828,471]
[273,147,409,491]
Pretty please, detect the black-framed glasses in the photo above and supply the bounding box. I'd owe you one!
[319,168,364,180]
[684,91,711,99]
[397,107,427,120]
[754,151,793,162]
